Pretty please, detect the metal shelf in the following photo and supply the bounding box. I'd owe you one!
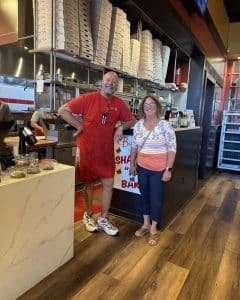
[225,131,240,134]
[223,149,240,153]
[224,112,240,116]
[34,79,99,91]
[31,0,190,112]
[218,163,240,171]
[222,157,240,162]
[217,110,240,172]
[224,140,240,143]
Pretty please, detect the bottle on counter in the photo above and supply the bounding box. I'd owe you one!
[169,112,178,128]
[177,112,181,127]
[168,112,174,127]
[175,65,182,86]
[164,110,171,121]
[180,113,188,127]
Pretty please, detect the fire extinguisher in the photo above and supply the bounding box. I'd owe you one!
[175,65,182,86]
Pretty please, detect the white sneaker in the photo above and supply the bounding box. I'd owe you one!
[83,212,98,232]
[97,217,118,236]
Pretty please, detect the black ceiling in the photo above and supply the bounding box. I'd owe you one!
[224,0,240,22]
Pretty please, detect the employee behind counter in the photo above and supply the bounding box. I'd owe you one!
[30,109,55,137]
[30,84,57,137]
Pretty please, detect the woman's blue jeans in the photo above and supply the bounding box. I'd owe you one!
[137,165,164,223]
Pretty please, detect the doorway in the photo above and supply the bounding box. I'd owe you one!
[199,78,215,179]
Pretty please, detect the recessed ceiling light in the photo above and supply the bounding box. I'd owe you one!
[24,46,28,50]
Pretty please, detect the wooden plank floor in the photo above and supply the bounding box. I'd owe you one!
[19,172,240,300]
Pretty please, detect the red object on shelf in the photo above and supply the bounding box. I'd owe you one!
[175,65,182,85]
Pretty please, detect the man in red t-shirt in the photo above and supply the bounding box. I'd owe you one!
[59,71,135,236]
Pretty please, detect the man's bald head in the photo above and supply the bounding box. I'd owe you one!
[101,71,119,98]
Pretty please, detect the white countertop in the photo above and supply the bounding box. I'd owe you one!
[0,163,73,187]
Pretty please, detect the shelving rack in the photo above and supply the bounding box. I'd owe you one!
[31,0,189,112]
[217,111,240,171]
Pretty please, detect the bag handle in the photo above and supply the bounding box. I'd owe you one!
[137,129,153,153]
[138,120,160,153]
[135,123,158,168]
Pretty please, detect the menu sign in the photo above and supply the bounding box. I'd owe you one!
[113,135,140,194]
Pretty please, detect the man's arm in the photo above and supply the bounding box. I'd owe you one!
[30,111,44,133]
[122,119,136,130]
[30,120,44,133]
[114,118,136,142]
[58,104,83,136]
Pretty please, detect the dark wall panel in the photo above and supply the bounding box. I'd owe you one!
[186,56,205,125]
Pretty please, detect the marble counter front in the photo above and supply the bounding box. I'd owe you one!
[0,163,75,300]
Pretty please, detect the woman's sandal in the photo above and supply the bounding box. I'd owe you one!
[148,233,158,246]
[135,227,149,237]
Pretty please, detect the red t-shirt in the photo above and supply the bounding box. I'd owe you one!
[68,91,132,183]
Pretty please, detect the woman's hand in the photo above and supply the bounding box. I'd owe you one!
[162,169,172,182]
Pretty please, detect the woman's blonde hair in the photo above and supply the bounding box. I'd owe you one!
[138,95,162,119]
